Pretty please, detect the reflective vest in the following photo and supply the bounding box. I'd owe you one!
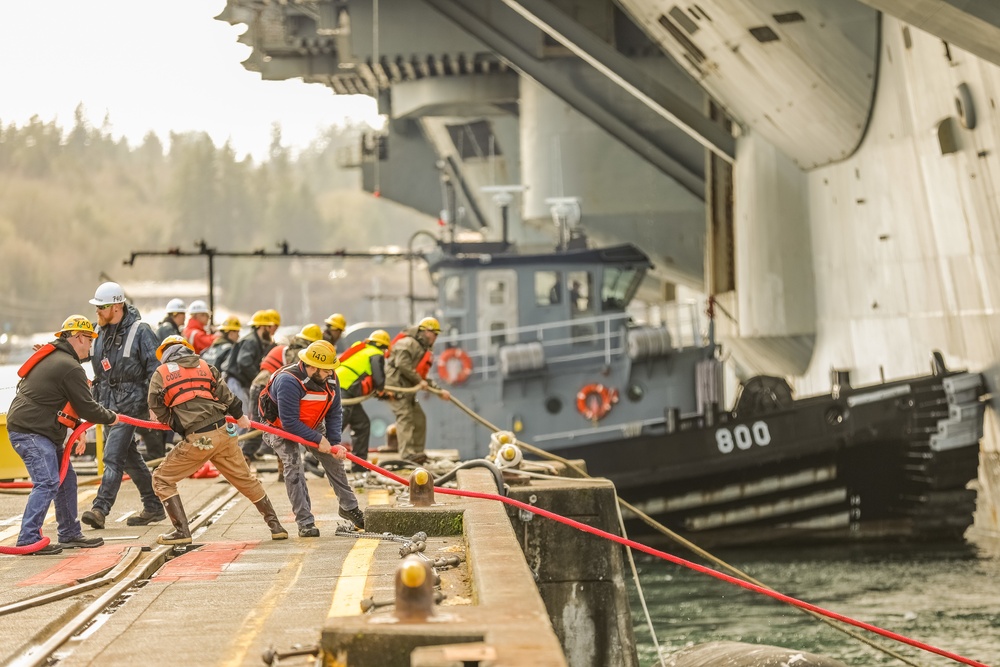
[264,365,335,430]
[18,343,83,428]
[390,332,433,379]
[336,343,382,395]
[156,360,217,408]
[260,345,286,373]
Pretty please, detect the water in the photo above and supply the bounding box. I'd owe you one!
[630,543,1000,666]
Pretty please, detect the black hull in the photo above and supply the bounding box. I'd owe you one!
[552,371,983,548]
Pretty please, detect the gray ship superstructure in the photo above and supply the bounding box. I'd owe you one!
[217,0,1000,543]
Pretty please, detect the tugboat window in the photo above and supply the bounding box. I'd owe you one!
[602,267,641,311]
[490,322,506,345]
[535,271,562,305]
[487,280,507,305]
[567,271,591,314]
[444,275,464,309]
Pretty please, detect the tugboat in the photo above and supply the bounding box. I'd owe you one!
[366,214,985,548]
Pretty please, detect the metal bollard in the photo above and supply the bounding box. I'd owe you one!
[409,467,435,507]
[394,555,436,622]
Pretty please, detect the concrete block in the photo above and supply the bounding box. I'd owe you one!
[366,506,465,536]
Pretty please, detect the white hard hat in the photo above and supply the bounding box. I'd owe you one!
[89,282,126,306]
[187,299,210,315]
[165,298,186,313]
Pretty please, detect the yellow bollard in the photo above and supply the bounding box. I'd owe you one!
[409,468,435,507]
[394,556,436,622]
[95,424,104,476]
[0,414,29,480]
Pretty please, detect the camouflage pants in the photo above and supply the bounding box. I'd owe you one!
[389,394,426,460]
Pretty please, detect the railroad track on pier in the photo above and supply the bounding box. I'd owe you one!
[1,486,240,667]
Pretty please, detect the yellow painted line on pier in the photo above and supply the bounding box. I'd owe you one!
[326,488,388,617]
[327,537,380,617]
[219,551,306,667]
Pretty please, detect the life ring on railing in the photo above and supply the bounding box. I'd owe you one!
[437,347,473,385]
[576,384,618,421]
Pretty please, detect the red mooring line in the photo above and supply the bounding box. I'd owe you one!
[0,415,991,666]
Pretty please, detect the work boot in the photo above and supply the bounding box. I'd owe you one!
[58,535,105,549]
[298,524,320,538]
[157,496,192,545]
[338,506,365,530]
[81,508,106,530]
[127,506,167,526]
[253,496,289,540]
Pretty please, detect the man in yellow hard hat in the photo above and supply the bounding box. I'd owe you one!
[147,336,288,545]
[201,316,241,369]
[323,313,347,346]
[336,329,390,472]
[7,316,120,554]
[385,317,450,464]
[258,341,364,535]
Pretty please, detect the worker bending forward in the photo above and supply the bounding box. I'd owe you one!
[260,340,365,536]
[147,336,288,545]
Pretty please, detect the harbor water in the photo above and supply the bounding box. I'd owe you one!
[630,543,1000,666]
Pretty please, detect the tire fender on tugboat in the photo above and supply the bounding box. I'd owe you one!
[437,347,473,385]
[576,383,618,421]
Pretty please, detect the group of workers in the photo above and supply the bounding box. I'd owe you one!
[6,281,451,554]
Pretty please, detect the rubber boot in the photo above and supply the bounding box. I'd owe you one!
[157,496,192,545]
[253,496,289,540]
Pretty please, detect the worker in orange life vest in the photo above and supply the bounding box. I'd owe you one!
[6,316,119,555]
[385,317,451,463]
[182,300,215,354]
[259,340,365,535]
[147,335,288,545]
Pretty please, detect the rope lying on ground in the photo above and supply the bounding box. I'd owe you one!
[0,409,991,665]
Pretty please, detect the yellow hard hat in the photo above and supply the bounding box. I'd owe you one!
[418,317,441,333]
[156,335,195,361]
[298,340,340,370]
[265,309,281,326]
[57,315,97,339]
[249,310,269,327]
[324,313,347,330]
[297,323,323,343]
[367,329,391,348]
[218,316,242,332]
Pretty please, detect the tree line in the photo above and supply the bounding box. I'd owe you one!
[0,107,434,335]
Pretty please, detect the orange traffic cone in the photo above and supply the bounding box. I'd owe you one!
[190,461,220,479]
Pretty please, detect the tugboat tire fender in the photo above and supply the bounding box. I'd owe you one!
[437,348,473,385]
[576,384,618,421]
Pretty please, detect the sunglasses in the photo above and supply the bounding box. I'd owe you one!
[96,304,114,310]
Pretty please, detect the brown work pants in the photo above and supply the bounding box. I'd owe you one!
[152,425,265,503]
[389,393,426,460]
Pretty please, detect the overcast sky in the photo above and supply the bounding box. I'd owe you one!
[0,0,378,160]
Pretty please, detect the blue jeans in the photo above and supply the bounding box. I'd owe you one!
[263,433,358,528]
[92,422,160,515]
[9,430,82,545]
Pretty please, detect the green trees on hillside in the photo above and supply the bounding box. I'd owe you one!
[0,110,435,335]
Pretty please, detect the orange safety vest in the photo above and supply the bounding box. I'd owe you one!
[260,345,287,373]
[156,360,217,408]
[265,365,335,430]
[18,343,84,429]
[390,331,433,379]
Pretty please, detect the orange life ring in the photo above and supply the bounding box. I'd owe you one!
[576,384,618,421]
[437,347,473,385]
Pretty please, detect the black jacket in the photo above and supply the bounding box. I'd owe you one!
[7,338,116,444]
[92,304,160,417]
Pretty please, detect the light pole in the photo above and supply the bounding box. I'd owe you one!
[407,230,438,323]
